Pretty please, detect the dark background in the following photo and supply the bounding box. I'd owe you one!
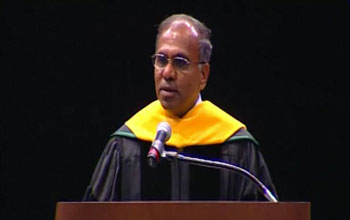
[1,1,349,219]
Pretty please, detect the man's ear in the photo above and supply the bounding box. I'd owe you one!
[200,63,210,90]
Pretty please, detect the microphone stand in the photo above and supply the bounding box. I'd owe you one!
[165,151,278,203]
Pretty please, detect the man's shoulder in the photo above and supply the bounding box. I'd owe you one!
[225,128,259,146]
[111,124,137,139]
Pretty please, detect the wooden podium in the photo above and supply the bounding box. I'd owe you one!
[55,202,310,220]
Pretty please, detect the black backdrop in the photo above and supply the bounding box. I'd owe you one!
[2,1,349,220]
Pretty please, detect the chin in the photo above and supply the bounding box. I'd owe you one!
[159,99,179,113]
[159,99,174,110]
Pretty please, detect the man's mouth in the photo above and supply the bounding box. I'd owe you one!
[159,86,177,97]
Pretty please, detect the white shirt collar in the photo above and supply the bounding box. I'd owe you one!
[195,93,202,106]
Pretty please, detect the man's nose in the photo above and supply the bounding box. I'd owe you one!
[161,61,176,80]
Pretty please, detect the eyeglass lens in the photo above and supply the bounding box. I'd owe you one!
[153,54,190,71]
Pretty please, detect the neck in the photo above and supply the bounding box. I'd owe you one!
[165,94,202,118]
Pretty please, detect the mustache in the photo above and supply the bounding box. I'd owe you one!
[158,83,177,91]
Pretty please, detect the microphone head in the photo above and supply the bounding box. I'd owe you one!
[157,121,172,141]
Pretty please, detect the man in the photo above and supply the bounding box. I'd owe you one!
[83,14,277,201]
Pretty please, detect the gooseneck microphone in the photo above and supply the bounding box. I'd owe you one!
[147,122,172,168]
[165,151,278,202]
[147,121,278,202]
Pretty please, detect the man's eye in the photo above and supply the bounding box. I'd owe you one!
[174,57,189,68]
[157,56,168,66]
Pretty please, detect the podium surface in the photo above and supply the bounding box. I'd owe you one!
[55,201,310,220]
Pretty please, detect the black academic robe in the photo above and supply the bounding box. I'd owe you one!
[83,125,277,201]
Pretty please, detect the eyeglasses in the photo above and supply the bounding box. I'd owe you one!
[151,54,205,72]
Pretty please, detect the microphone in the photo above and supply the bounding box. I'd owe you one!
[147,122,172,168]
[165,151,278,202]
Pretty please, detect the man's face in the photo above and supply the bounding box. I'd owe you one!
[154,21,209,117]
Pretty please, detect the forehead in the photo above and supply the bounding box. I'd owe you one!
[162,20,199,38]
[156,20,200,57]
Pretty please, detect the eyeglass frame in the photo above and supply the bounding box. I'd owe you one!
[151,53,206,72]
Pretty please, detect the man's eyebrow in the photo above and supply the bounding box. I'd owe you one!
[156,52,167,56]
[156,52,189,60]
[174,53,189,60]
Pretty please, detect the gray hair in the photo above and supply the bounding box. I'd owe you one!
[156,14,213,63]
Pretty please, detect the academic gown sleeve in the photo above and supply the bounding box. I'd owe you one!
[219,139,277,200]
[83,137,121,201]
